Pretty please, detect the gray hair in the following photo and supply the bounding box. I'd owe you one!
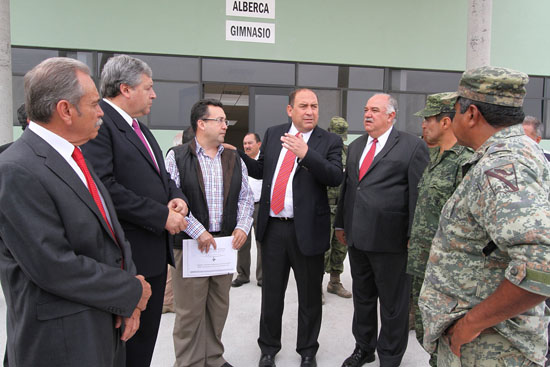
[523,115,543,137]
[24,57,90,123]
[100,55,152,98]
[373,93,398,123]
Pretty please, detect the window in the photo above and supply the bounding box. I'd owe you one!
[202,58,295,85]
[297,64,338,88]
[348,67,384,90]
[390,69,461,93]
[148,82,200,129]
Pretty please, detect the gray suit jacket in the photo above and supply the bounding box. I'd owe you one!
[0,130,142,367]
[335,128,429,252]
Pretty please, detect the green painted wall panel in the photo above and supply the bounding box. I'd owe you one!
[491,0,550,75]
[12,0,467,71]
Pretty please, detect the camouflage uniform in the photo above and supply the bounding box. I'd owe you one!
[408,93,473,367]
[420,67,550,367]
[325,117,351,298]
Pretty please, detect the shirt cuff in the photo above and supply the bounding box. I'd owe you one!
[184,213,206,240]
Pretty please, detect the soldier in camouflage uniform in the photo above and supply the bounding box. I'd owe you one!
[325,116,352,298]
[420,66,550,367]
[408,92,473,366]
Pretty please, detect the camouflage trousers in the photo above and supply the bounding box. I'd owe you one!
[324,226,348,274]
[437,331,539,367]
[411,275,437,367]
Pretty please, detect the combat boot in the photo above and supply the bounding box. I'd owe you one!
[327,273,352,298]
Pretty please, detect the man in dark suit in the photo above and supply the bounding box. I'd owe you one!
[239,88,343,367]
[335,93,429,367]
[0,104,28,154]
[0,57,151,366]
[82,55,188,367]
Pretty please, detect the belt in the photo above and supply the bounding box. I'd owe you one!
[270,216,294,221]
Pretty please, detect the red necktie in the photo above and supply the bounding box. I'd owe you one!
[271,133,300,214]
[132,119,160,173]
[72,147,123,267]
[359,138,378,180]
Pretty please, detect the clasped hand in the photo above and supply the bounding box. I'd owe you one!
[115,275,152,341]
[165,198,188,235]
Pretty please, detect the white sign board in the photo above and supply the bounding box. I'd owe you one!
[226,0,275,19]
[226,20,275,44]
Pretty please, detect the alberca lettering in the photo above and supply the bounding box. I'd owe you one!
[233,1,270,14]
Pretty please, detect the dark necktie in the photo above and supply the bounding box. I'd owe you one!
[132,119,160,173]
[359,138,378,180]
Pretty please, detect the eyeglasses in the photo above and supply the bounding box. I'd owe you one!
[202,117,228,126]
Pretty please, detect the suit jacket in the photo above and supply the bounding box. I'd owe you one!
[0,130,142,367]
[0,142,11,154]
[82,100,186,277]
[335,128,429,253]
[241,123,343,256]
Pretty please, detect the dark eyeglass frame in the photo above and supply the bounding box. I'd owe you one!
[201,117,228,126]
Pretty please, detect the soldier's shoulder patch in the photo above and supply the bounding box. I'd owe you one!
[484,163,518,194]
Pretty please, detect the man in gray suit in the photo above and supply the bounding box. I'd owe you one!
[335,93,429,367]
[0,57,151,367]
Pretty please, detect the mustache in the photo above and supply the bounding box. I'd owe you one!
[365,118,373,122]
[95,118,103,128]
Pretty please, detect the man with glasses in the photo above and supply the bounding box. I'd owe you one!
[165,99,254,367]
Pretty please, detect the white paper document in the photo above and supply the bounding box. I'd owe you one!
[181,236,237,278]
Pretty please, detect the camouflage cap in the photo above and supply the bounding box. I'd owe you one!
[328,116,348,139]
[414,92,457,117]
[445,66,528,107]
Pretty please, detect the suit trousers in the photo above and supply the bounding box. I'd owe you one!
[236,202,262,283]
[348,246,410,367]
[125,270,167,367]
[172,249,232,367]
[258,218,324,357]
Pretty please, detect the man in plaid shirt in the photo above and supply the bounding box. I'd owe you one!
[165,99,254,367]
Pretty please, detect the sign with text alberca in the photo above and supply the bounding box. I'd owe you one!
[226,0,275,19]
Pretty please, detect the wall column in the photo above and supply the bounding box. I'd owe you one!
[0,0,12,146]
[466,0,492,70]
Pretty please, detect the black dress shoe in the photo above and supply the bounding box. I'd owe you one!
[341,346,375,367]
[301,356,317,367]
[220,363,233,367]
[231,278,250,287]
[258,354,276,367]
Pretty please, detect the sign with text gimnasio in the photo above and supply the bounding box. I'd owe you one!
[226,0,275,19]
[226,20,275,44]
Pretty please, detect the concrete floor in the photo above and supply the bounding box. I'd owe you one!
[150,240,431,367]
[0,240,431,367]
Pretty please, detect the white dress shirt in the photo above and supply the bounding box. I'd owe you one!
[359,126,393,167]
[269,123,312,218]
[248,153,263,203]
